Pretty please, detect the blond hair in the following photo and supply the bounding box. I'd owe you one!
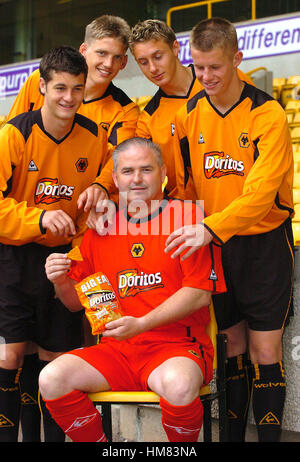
[84,15,131,50]
[130,19,176,51]
[190,18,238,54]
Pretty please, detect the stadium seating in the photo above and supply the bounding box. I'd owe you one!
[273,75,300,246]
[88,303,228,442]
[280,75,300,108]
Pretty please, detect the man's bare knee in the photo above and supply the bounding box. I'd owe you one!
[0,342,26,370]
[39,358,71,400]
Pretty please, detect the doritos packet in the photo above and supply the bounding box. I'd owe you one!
[67,246,84,261]
[75,272,123,335]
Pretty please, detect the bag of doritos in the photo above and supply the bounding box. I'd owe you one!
[74,272,123,335]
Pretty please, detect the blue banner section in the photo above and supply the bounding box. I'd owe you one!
[0,60,40,98]
[177,15,300,65]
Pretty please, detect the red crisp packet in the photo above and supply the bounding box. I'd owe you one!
[75,272,123,335]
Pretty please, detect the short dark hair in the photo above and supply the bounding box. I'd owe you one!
[39,46,88,84]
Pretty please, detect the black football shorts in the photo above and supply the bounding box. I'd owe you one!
[0,242,83,352]
[212,218,294,331]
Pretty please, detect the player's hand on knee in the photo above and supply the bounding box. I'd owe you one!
[42,210,76,237]
[45,253,71,285]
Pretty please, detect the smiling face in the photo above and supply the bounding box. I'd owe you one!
[191,45,243,98]
[132,38,179,89]
[80,36,128,87]
[40,70,85,121]
[113,143,166,209]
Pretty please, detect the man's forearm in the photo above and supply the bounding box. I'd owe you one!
[139,286,211,333]
[54,277,83,312]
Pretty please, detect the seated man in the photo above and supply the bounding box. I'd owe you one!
[40,137,226,443]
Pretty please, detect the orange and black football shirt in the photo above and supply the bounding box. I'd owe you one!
[0,109,108,247]
[136,65,253,197]
[68,197,226,342]
[8,69,139,195]
[173,82,294,244]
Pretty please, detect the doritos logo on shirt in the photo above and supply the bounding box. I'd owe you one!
[204,152,245,179]
[117,269,164,298]
[34,178,74,204]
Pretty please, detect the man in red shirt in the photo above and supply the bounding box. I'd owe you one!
[40,137,226,442]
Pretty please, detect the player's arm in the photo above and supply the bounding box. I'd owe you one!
[103,285,211,341]
[107,102,139,148]
[7,69,43,120]
[203,107,293,243]
[166,102,293,257]
[135,109,152,139]
[0,125,72,243]
[45,253,82,311]
[172,105,197,201]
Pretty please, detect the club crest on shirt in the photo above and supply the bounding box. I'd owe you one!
[239,132,250,148]
[130,243,145,258]
[75,158,88,173]
[117,269,164,298]
[204,151,245,179]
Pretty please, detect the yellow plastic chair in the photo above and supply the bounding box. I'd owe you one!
[292,204,300,222]
[292,222,300,246]
[293,189,300,204]
[291,127,300,143]
[272,77,286,101]
[290,112,300,129]
[88,303,228,442]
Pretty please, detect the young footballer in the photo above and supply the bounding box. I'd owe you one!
[131,19,253,196]
[165,18,294,442]
[0,46,109,442]
[8,15,139,198]
[40,137,226,443]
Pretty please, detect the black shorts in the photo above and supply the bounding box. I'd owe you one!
[212,219,294,332]
[0,242,83,352]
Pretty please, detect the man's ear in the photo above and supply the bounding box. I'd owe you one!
[112,171,119,189]
[172,40,180,58]
[233,50,243,68]
[161,164,167,185]
[79,42,87,57]
[120,54,128,70]
[39,77,46,96]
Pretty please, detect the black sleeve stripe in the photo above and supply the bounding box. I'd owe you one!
[186,90,205,114]
[108,122,123,146]
[7,111,36,142]
[143,91,162,116]
[2,165,15,198]
[74,113,98,137]
[179,136,191,188]
[110,83,135,107]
